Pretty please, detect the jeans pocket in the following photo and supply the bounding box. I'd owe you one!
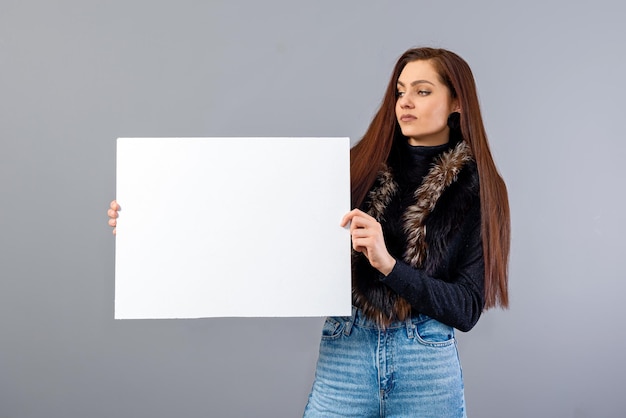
[321,317,346,340]
[414,316,455,347]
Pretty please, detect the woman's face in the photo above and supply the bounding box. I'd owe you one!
[395,60,459,146]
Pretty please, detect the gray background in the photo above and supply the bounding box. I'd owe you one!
[1,1,625,417]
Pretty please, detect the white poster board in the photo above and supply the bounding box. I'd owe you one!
[115,137,351,319]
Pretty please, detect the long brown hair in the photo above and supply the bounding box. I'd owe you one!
[351,47,510,309]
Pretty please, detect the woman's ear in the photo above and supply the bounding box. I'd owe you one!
[451,99,461,113]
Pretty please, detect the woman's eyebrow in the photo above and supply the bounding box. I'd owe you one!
[397,80,436,87]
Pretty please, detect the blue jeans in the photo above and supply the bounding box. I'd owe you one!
[304,307,467,417]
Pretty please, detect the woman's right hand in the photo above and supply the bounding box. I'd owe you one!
[107,200,120,235]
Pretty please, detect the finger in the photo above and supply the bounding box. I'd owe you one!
[353,234,376,246]
[113,227,116,235]
[340,208,371,227]
[107,208,118,219]
[352,241,368,258]
[349,216,378,233]
[108,218,117,227]
[340,211,355,227]
[350,209,372,221]
[351,228,373,239]
[351,238,364,252]
[110,200,120,211]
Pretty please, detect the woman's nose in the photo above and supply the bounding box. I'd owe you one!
[398,94,413,108]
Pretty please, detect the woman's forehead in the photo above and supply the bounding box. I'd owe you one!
[397,60,441,84]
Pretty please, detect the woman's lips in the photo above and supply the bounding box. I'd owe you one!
[400,114,417,122]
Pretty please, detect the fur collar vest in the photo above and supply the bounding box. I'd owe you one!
[352,140,478,325]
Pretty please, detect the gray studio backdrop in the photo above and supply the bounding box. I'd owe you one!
[2,1,625,417]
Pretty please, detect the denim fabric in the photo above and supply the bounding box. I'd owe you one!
[303,307,466,418]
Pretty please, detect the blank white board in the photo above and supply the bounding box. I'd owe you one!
[115,137,352,319]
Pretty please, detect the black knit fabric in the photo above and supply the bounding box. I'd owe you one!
[383,140,452,261]
[356,134,485,331]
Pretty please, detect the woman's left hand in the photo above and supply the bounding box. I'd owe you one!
[341,209,396,276]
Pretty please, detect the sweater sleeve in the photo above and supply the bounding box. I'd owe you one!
[379,208,485,332]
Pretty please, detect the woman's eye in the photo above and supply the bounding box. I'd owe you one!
[418,90,431,96]
[396,91,405,97]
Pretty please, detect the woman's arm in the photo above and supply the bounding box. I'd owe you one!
[343,204,485,332]
[380,210,485,332]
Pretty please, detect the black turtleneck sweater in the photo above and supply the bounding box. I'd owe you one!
[362,139,485,331]
[383,141,453,260]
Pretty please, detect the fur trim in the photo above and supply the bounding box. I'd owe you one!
[403,141,473,268]
[366,166,397,222]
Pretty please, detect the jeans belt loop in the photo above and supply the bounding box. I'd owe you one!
[344,306,357,336]
[405,316,415,339]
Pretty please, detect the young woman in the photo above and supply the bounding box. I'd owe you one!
[107,47,510,418]
[302,47,510,417]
